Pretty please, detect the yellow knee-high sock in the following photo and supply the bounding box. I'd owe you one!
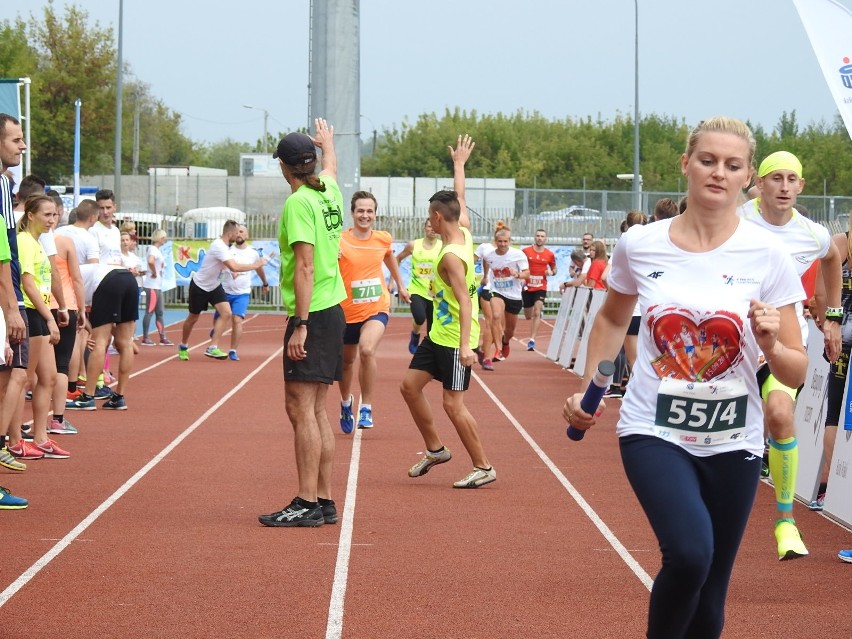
[769,437,797,513]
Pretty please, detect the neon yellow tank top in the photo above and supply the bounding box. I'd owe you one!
[408,237,443,299]
[429,227,480,349]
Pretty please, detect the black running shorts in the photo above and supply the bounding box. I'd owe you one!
[283,305,344,384]
[408,336,471,391]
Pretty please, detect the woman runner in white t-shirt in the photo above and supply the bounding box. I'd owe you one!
[481,226,529,361]
[563,117,807,639]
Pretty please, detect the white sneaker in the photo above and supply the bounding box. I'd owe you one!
[453,466,497,489]
[408,448,452,477]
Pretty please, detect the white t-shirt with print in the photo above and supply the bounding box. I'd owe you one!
[485,247,528,301]
[608,218,804,458]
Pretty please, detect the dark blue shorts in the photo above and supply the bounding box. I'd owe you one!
[343,312,388,345]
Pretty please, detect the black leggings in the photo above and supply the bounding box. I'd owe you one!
[825,350,849,426]
[410,294,433,332]
[619,434,761,639]
[51,309,78,375]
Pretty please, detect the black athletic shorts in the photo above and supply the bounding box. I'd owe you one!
[0,308,29,370]
[492,293,523,315]
[25,307,50,337]
[522,289,547,309]
[188,279,228,315]
[408,336,471,391]
[52,309,78,375]
[90,269,139,328]
[283,305,344,384]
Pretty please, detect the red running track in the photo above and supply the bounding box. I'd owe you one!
[1,314,850,638]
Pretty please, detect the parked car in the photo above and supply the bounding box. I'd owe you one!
[533,205,601,221]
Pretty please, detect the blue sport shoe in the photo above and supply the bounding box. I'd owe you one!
[94,386,113,400]
[839,549,852,564]
[357,406,373,429]
[228,350,239,361]
[408,331,420,355]
[0,485,28,509]
[340,394,354,434]
[103,392,127,411]
[67,393,96,411]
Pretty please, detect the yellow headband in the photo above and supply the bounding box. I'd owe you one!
[758,151,803,179]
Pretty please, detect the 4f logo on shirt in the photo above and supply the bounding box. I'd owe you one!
[322,204,343,232]
[647,271,664,279]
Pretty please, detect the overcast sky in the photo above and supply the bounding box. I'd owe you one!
[6,0,851,145]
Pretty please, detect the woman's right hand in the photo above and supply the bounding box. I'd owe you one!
[562,392,605,434]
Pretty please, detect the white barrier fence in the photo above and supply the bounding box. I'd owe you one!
[548,295,852,528]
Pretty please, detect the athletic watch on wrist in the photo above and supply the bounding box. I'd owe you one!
[291,316,310,327]
[825,307,843,323]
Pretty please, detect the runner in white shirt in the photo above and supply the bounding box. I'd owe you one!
[67,263,139,411]
[481,227,529,361]
[474,238,497,370]
[140,230,173,346]
[177,219,267,361]
[56,200,100,265]
[89,190,121,265]
[738,150,842,560]
[563,117,807,638]
[214,224,269,360]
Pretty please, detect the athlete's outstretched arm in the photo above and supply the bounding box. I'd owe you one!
[450,134,475,230]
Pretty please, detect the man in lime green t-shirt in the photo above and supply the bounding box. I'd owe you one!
[400,135,496,490]
[259,119,347,529]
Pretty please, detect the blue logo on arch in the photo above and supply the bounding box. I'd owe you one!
[840,57,852,89]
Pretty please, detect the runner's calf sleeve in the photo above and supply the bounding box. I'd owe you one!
[768,437,797,512]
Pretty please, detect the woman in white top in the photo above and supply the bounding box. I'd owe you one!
[140,229,172,345]
[563,117,807,638]
[481,226,529,361]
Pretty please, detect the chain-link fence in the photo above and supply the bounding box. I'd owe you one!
[87,174,852,244]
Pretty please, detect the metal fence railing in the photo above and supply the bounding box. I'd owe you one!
[87,173,852,245]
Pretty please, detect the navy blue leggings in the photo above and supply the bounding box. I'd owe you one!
[619,434,761,639]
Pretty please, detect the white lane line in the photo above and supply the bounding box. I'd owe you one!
[325,428,364,639]
[130,315,263,374]
[471,370,654,591]
[0,346,284,609]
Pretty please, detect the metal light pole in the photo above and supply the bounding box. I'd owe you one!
[243,104,269,153]
[632,0,641,211]
[360,114,377,155]
[114,0,124,207]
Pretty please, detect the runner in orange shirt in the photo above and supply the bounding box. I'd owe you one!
[338,191,409,432]
[521,229,556,351]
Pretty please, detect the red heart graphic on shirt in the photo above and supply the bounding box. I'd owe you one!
[646,305,744,381]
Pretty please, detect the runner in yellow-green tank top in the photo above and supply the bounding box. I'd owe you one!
[395,219,442,353]
[400,134,496,490]
[429,226,479,350]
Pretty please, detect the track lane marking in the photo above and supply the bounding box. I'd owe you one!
[325,428,363,639]
[471,370,655,591]
[0,345,284,608]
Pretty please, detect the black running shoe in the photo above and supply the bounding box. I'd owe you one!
[258,498,324,528]
[319,499,338,524]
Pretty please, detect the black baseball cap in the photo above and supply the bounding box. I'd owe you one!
[273,132,317,165]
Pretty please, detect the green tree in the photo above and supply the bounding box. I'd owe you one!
[0,1,197,182]
[193,138,253,176]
